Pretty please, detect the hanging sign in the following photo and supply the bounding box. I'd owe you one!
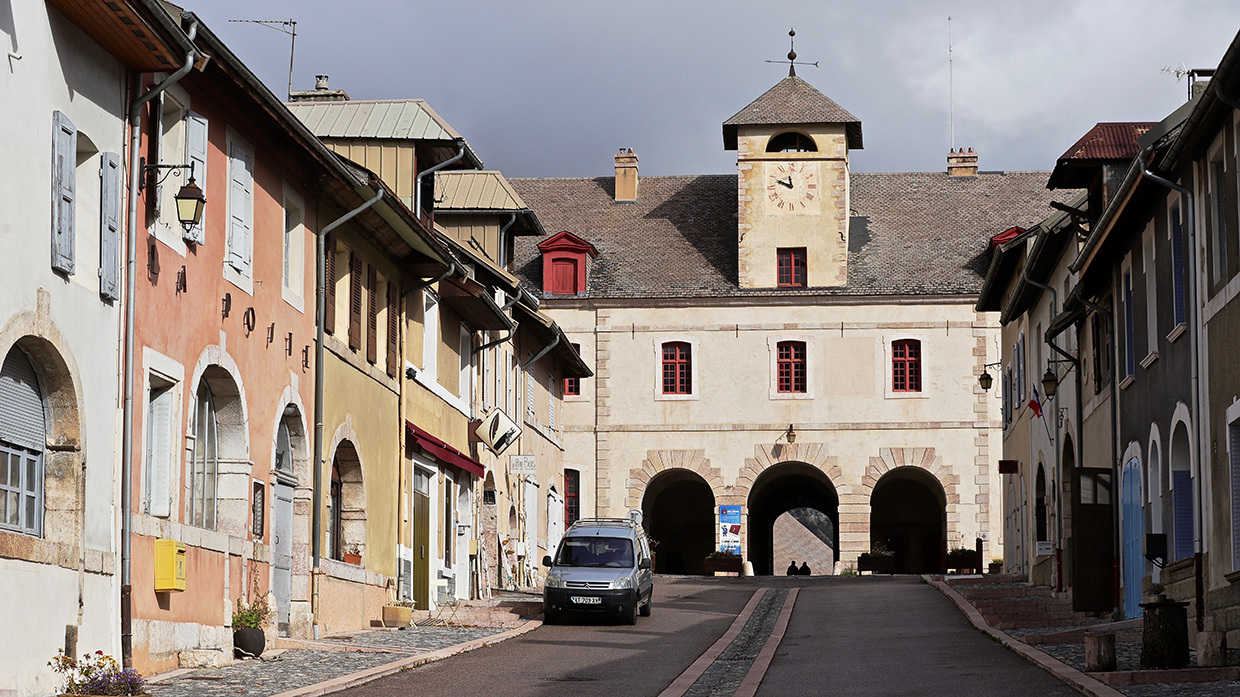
[718,505,741,554]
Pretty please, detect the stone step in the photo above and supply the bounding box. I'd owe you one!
[945,574,1025,586]
[959,586,1055,600]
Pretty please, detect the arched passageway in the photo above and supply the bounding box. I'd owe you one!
[643,469,714,575]
[869,467,946,574]
[748,462,838,576]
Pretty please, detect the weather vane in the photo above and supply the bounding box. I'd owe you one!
[765,28,818,77]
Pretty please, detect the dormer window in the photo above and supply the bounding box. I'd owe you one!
[538,231,598,296]
[766,132,817,153]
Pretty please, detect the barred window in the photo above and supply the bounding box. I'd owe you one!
[776,341,807,393]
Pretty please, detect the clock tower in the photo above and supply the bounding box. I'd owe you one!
[724,73,862,288]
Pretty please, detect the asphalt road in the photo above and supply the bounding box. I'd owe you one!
[340,576,1078,697]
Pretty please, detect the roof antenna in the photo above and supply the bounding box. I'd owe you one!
[229,18,297,100]
[765,28,818,77]
[948,16,955,150]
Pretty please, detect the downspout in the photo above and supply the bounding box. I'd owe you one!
[521,328,560,370]
[414,141,467,222]
[312,184,383,639]
[1140,162,1203,632]
[475,322,517,354]
[120,19,198,669]
[498,214,517,268]
[1076,291,1120,619]
[404,262,457,297]
[1022,265,1068,593]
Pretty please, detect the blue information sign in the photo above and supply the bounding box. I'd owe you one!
[718,505,741,554]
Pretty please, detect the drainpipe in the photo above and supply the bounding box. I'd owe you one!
[312,184,383,638]
[119,19,198,669]
[498,214,517,268]
[1022,264,1069,593]
[475,322,517,354]
[414,141,467,223]
[521,328,560,370]
[1139,162,1203,632]
[404,261,457,298]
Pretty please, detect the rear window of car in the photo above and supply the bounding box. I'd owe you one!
[555,537,635,567]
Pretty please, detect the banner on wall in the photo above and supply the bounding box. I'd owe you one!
[718,505,741,554]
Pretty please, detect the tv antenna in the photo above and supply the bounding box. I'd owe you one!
[229,18,297,100]
[948,16,955,150]
[765,28,818,77]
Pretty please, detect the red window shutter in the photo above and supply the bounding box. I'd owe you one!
[324,233,337,335]
[565,469,580,525]
[550,258,577,294]
[662,342,691,394]
[777,341,806,393]
[892,339,921,392]
[348,252,363,351]
[386,277,400,377]
[366,265,379,364]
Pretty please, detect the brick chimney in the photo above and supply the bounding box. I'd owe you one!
[288,74,350,103]
[614,148,638,202]
[947,147,978,177]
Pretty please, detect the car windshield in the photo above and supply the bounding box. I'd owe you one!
[554,537,635,568]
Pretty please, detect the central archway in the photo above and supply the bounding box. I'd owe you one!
[748,462,839,575]
[869,467,946,574]
[643,469,715,575]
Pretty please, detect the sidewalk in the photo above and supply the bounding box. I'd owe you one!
[927,575,1240,697]
[146,622,538,697]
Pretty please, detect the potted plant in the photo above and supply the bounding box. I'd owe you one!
[988,557,1003,574]
[232,591,272,659]
[857,543,895,574]
[383,599,414,627]
[704,550,743,575]
[49,650,146,696]
[343,544,362,566]
[946,547,979,573]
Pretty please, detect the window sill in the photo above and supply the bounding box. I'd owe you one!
[770,391,813,400]
[1119,375,1135,390]
[1225,568,1240,585]
[654,393,698,402]
[282,285,305,314]
[223,264,254,296]
[1167,323,1187,343]
[412,370,473,419]
[1140,352,1159,369]
[886,391,928,399]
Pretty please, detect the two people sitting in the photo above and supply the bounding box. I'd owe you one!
[785,560,811,576]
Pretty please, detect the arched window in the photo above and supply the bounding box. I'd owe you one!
[189,381,218,529]
[892,339,922,392]
[766,132,817,153]
[662,342,692,395]
[328,440,365,563]
[776,341,807,393]
[0,347,44,537]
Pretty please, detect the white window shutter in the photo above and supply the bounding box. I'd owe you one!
[99,152,121,300]
[228,142,253,274]
[526,369,535,422]
[548,373,555,431]
[146,388,174,518]
[51,111,77,274]
[184,112,208,244]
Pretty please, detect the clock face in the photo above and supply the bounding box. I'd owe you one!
[764,162,820,215]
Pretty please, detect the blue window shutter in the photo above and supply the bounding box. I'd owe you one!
[184,112,208,244]
[1172,209,1186,325]
[1172,469,1193,560]
[99,152,121,300]
[51,111,77,274]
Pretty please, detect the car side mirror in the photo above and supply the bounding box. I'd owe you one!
[542,555,553,567]
[639,558,651,570]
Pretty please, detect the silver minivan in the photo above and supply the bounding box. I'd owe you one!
[541,518,654,624]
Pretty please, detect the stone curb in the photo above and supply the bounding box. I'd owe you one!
[734,587,798,697]
[264,620,542,697]
[658,588,768,697]
[923,575,1126,697]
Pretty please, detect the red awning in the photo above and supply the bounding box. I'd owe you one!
[406,422,486,478]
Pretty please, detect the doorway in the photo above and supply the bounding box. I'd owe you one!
[747,462,838,576]
[869,467,946,574]
[643,470,714,575]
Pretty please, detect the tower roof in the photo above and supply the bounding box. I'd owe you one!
[722,75,862,150]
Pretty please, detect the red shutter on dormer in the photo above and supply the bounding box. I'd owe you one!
[349,252,363,351]
[324,234,337,335]
[538,231,598,295]
[550,258,578,294]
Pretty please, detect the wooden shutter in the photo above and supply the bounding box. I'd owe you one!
[228,142,253,274]
[51,111,77,274]
[348,252,363,350]
[1172,470,1193,560]
[146,387,173,518]
[99,152,121,300]
[386,278,400,377]
[324,233,337,334]
[550,258,576,294]
[184,111,208,244]
[1230,423,1240,570]
[366,265,378,364]
[526,369,535,421]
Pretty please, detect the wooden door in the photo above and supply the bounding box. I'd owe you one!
[413,485,431,610]
[1072,468,1116,613]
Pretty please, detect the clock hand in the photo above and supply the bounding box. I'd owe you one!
[777,177,794,189]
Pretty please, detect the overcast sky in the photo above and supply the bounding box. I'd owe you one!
[189,1,1240,178]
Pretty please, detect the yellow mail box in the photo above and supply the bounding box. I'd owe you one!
[154,539,187,592]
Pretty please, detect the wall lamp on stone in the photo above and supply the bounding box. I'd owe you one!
[776,424,797,444]
[139,159,206,233]
[977,362,1001,391]
[1040,368,1059,398]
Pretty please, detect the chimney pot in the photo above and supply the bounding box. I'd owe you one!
[315,75,330,90]
[947,147,979,178]
[614,148,639,202]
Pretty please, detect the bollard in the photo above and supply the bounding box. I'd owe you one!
[1085,633,1116,672]
[1198,630,1227,667]
[1139,592,1190,669]
[741,560,754,577]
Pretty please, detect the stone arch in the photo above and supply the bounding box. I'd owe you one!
[625,449,726,512]
[642,468,716,575]
[870,465,947,573]
[187,344,250,460]
[327,435,366,562]
[269,384,310,485]
[860,447,958,539]
[730,442,843,564]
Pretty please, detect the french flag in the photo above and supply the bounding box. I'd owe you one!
[1028,389,1043,419]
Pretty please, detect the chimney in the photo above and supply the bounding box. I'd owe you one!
[614,148,638,202]
[947,147,978,177]
[288,74,350,103]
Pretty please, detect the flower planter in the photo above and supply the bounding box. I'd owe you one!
[343,552,362,565]
[946,550,980,574]
[857,553,895,574]
[233,627,266,659]
[704,556,743,575]
[382,604,413,627]
[988,561,1003,574]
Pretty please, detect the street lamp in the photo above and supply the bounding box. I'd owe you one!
[785,424,796,444]
[1041,368,1058,398]
[174,173,206,233]
[978,361,1000,392]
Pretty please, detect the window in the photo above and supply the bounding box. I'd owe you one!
[459,326,472,403]
[1122,268,1135,378]
[1229,416,1240,570]
[777,248,807,287]
[421,293,439,384]
[548,371,556,431]
[766,132,817,153]
[1035,465,1048,542]
[776,341,807,393]
[0,347,45,537]
[145,378,176,518]
[526,368,536,422]
[189,380,218,529]
[444,474,455,567]
[1208,152,1229,284]
[1142,227,1157,357]
[251,480,265,540]
[1091,308,1112,394]
[564,469,580,526]
[226,139,254,277]
[1002,365,1013,427]
[564,344,581,396]
[1013,334,1026,403]
[892,339,922,392]
[328,461,343,560]
[549,258,579,295]
[155,92,208,245]
[538,231,597,296]
[349,252,363,351]
[366,265,379,364]
[282,186,305,302]
[1170,201,1188,327]
[661,342,692,395]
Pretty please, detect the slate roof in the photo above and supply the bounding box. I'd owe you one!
[510,172,1066,300]
[722,76,863,150]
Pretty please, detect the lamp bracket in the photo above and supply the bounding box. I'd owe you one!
[139,158,196,192]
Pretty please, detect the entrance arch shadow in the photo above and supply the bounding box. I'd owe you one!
[869,466,947,574]
[747,461,839,576]
[643,469,715,575]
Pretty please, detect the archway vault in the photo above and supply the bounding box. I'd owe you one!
[861,448,959,540]
[626,449,726,512]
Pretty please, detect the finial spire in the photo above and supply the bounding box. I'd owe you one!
[788,28,797,77]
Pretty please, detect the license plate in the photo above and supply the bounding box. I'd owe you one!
[570,596,602,605]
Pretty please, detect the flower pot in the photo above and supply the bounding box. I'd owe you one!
[343,552,362,565]
[383,604,413,627]
[988,561,1003,574]
[704,556,743,575]
[233,627,266,659]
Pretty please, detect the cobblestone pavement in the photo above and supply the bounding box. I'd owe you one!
[147,626,504,697]
[684,588,788,697]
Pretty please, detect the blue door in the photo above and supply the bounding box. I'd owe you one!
[1121,458,1144,618]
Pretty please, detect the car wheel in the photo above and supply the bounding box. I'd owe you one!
[624,601,638,625]
[639,595,652,617]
